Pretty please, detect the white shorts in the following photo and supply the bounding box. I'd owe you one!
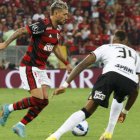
[19,66,51,90]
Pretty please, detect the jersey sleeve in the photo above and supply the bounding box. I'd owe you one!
[91,45,106,62]
[136,54,140,74]
[26,19,46,36]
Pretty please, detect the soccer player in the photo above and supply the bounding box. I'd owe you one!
[46,30,140,140]
[0,0,72,138]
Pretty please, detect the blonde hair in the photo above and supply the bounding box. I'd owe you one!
[50,0,68,15]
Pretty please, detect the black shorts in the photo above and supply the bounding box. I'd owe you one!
[89,71,138,108]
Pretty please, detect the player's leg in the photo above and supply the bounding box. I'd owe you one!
[20,73,51,125]
[0,67,43,126]
[42,85,50,99]
[18,71,51,125]
[12,87,46,137]
[19,85,49,126]
[99,72,138,140]
[106,98,123,133]
[99,98,123,140]
[46,99,99,140]
[46,73,112,140]
[12,85,50,137]
[0,88,46,137]
[0,67,50,126]
[12,69,51,137]
[0,88,46,126]
[0,67,49,137]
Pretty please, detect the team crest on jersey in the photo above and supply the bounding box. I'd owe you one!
[32,24,39,31]
[44,44,54,52]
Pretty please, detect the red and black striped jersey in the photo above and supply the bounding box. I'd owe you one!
[20,18,61,69]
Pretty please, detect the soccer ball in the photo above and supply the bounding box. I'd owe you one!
[72,120,89,136]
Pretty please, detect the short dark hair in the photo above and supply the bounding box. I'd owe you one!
[114,30,127,41]
[50,0,68,15]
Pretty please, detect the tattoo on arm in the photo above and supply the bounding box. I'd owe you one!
[5,27,28,46]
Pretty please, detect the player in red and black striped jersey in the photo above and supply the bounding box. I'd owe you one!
[21,18,64,69]
[0,0,72,138]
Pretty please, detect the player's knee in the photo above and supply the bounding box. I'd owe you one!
[32,96,44,105]
[38,99,49,109]
[32,97,48,107]
[114,97,124,103]
[81,108,91,119]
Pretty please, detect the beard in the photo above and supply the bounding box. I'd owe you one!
[57,20,65,25]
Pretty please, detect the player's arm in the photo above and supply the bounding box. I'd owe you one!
[66,53,96,84]
[53,46,72,73]
[53,53,96,95]
[118,85,139,123]
[0,27,28,50]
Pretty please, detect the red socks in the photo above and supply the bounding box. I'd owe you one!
[21,99,48,125]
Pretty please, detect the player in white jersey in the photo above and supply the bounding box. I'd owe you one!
[93,43,139,83]
[45,30,140,140]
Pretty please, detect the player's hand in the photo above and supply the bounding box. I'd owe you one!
[118,112,126,123]
[53,87,66,96]
[66,64,73,74]
[0,42,7,50]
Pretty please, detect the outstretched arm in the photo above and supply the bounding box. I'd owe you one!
[0,27,28,50]
[65,53,96,84]
[118,87,139,123]
[125,90,138,111]
[53,53,96,95]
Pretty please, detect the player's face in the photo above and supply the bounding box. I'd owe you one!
[56,9,69,25]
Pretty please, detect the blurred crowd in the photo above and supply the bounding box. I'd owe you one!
[0,59,16,70]
[0,0,140,69]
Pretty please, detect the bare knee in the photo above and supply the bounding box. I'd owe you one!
[30,88,44,99]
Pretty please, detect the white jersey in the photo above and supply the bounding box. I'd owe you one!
[92,43,140,83]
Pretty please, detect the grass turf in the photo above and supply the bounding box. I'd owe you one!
[0,88,140,140]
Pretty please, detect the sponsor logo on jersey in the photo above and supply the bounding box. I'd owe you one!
[94,91,106,100]
[46,27,52,30]
[44,44,54,52]
[115,64,133,74]
[31,23,44,34]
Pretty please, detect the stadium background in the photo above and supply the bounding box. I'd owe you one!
[0,0,140,140]
[0,0,140,70]
[0,0,140,88]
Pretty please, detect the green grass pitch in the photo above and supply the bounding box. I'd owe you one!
[0,88,140,140]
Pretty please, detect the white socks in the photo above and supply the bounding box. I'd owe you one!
[105,98,123,134]
[50,99,123,139]
[52,110,86,139]
[8,104,14,112]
